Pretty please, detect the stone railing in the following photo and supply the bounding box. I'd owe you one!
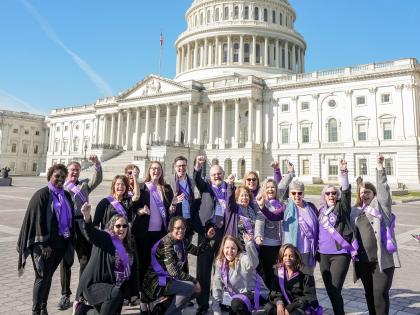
[91,143,123,150]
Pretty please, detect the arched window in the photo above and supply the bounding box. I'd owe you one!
[224,159,232,175]
[234,6,239,19]
[256,44,261,64]
[244,43,250,63]
[254,7,259,20]
[215,8,220,22]
[272,10,276,23]
[224,7,229,20]
[233,43,239,62]
[328,118,338,142]
[263,8,268,22]
[200,12,204,25]
[194,14,198,26]
[223,43,228,63]
[238,159,246,179]
[279,12,283,25]
[207,10,211,23]
[73,137,79,152]
[244,6,249,19]
[212,158,219,166]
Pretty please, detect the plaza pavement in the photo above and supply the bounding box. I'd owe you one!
[0,177,419,315]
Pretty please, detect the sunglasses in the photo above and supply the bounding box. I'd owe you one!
[291,191,303,196]
[325,191,337,196]
[246,178,257,182]
[115,224,128,229]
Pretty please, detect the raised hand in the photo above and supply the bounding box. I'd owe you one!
[255,193,265,208]
[271,160,279,170]
[377,155,384,165]
[287,160,294,173]
[195,155,206,170]
[255,236,263,246]
[227,174,235,185]
[340,159,348,172]
[81,202,92,222]
[243,233,252,242]
[207,227,216,239]
[89,154,100,164]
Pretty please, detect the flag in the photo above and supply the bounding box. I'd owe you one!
[160,32,163,47]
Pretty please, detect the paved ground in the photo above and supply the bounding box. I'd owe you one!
[1,177,420,315]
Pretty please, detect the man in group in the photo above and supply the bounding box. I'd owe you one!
[193,155,228,315]
[57,155,103,310]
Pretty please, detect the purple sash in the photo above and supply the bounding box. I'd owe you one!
[106,231,131,285]
[220,259,262,311]
[363,204,397,254]
[64,180,88,204]
[319,207,359,260]
[278,267,323,315]
[127,191,133,198]
[212,182,227,212]
[106,195,127,216]
[238,207,254,236]
[146,182,168,229]
[47,182,72,239]
[260,199,285,221]
[297,207,318,266]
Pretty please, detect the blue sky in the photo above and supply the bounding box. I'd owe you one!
[0,0,419,115]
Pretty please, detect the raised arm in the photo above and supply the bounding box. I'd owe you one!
[226,174,238,217]
[376,156,393,215]
[339,159,351,218]
[193,155,208,193]
[271,160,282,184]
[278,161,295,200]
[87,155,103,193]
[81,202,113,249]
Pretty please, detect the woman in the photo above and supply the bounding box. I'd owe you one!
[265,244,321,315]
[93,175,139,229]
[282,179,319,276]
[212,235,269,315]
[17,164,74,315]
[142,216,214,314]
[242,171,261,206]
[75,204,133,315]
[318,159,356,315]
[254,161,294,289]
[131,161,176,309]
[351,156,400,315]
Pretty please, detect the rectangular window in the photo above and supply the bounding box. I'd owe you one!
[385,158,394,176]
[64,125,69,131]
[381,93,391,104]
[54,140,59,152]
[302,159,310,175]
[300,102,309,111]
[63,140,68,152]
[281,103,289,112]
[244,6,249,19]
[13,128,18,134]
[281,128,289,144]
[11,143,17,153]
[56,126,60,132]
[23,144,28,154]
[52,159,57,165]
[281,159,288,174]
[383,122,392,140]
[356,96,366,106]
[35,130,40,136]
[359,158,368,176]
[301,127,310,143]
[358,124,367,141]
[328,159,338,176]
[24,130,29,135]
[34,145,39,154]
[32,163,38,172]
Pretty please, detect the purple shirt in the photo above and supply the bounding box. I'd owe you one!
[318,208,347,255]
[296,207,316,254]
[149,191,163,231]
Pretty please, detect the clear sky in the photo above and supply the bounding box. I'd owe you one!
[0,0,419,115]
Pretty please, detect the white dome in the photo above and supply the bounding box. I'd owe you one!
[174,0,306,82]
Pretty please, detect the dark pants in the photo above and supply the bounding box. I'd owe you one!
[265,301,307,315]
[196,227,224,310]
[355,261,395,315]
[31,246,65,312]
[84,283,123,315]
[229,294,266,315]
[259,245,280,290]
[164,279,195,315]
[319,253,351,315]
[60,227,92,297]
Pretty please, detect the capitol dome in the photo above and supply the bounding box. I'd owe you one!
[174,0,307,82]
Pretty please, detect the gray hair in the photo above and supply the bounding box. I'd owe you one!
[289,179,304,192]
[105,214,132,253]
[319,184,341,209]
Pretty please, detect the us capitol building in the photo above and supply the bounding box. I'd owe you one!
[46,0,420,187]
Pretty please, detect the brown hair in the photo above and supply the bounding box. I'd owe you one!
[67,161,81,169]
[110,175,129,199]
[144,161,165,186]
[277,244,302,272]
[124,164,139,174]
[242,171,260,190]
[355,181,377,207]
[235,185,251,203]
[216,235,243,264]
[261,178,278,199]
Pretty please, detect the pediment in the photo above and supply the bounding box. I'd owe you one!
[119,75,189,100]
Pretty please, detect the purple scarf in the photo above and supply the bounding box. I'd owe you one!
[106,195,127,216]
[260,198,285,221]
[146,182,167,229]
[106,231,131,286]
[47,182,72,239]
[64,180,88,203]
[363,204,397,254]
[176,176,192,200]
[211,182,227,213]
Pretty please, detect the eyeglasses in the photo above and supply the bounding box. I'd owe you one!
[115,224,128,229]
[325,191,337,196]
[176,164,187,168]
[69,168,81,172]
[173,226,186,231]
[246,178,257,182]
[291,191,303,196]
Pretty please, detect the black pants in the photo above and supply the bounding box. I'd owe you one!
[84,283,123,315]
[319,253,351,315]
[229,294,266,315]
[196,227,224,310]
[31,246,65,312]
[60,227,92,297]
[264,302,306,315]
[259,245,280,290]
[355,261,395,315]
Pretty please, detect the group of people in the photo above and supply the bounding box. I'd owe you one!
[17,153,400,315]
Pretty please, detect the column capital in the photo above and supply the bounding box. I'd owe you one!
[291,96,299,102]
[368,87,377,94]
[344,90,353,97]
[312,93,320,100]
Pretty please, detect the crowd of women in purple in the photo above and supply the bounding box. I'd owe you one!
[17,153,400,315]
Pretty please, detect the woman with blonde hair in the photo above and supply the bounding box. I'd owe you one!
[212,235,269,315]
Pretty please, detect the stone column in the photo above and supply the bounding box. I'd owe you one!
[204,38,208,67]
[284,41,289,70]
[239,35,244,65]
[291,44,296,72]
[264,37,269,66]
[207,102,214,149]
[187,43,191,70]
[301,49,305,72]
[272,99,279,149]
[109,113,115,145]
[252,35,256,66]
[187,102,193,145]
[215,36,219,65]
[197,105,203,145]
[48,123,54,152]
[134,109,140,150]
[275,39,280,68]
[181,46,185,72]
[279,41,283,69]
[176,49,180,75]
[312,94,320,146]
[221,100,227,149]
[264,99,271,148]
[234,98,240,148]
[193,41,198,68]
[369,87,379,142]
[95,115,100,145]
[227,35,232,65]
[165,104,171,143]
[247,98,253,147]
[125,110,132,149]
[297,46,301,72]
[155,105,160,142]
[145,107,150,146]
[116,111,122,146]
[256,102,262,144]
[175,103,182,144]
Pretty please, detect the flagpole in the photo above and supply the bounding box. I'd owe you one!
[159,32,163,76]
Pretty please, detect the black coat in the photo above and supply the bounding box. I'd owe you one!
[93,197,134,229]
